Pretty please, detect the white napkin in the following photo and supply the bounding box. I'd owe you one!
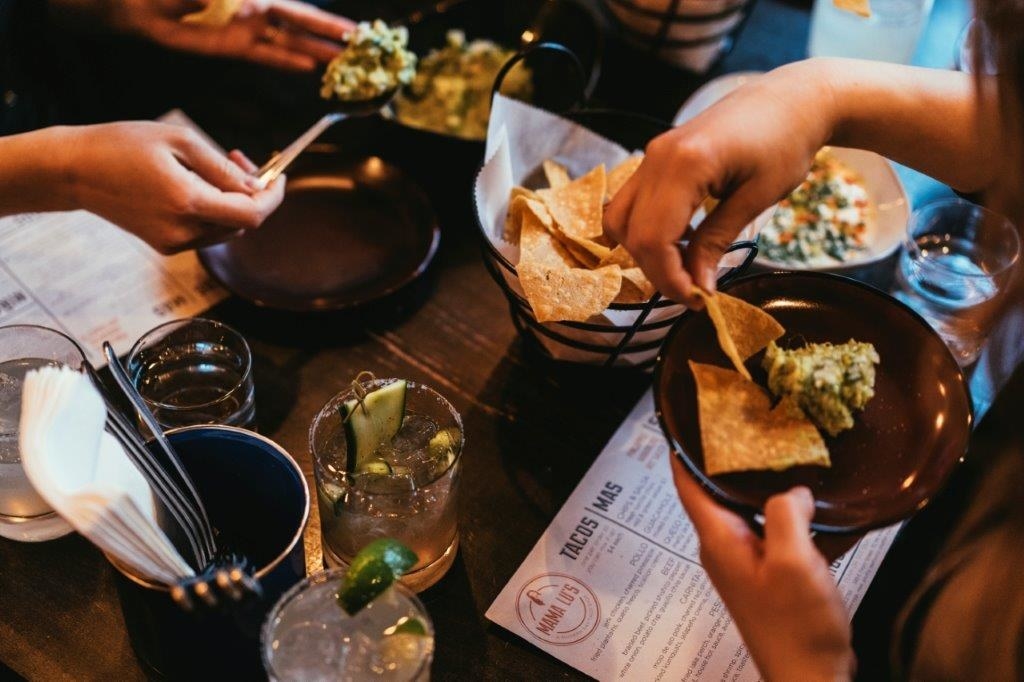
[19,366,194,585]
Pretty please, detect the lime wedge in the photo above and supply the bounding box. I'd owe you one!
[390,617,428,636]
[336,539,418,615]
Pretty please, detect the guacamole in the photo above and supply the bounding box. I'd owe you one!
[321,20,417,102]
[393,30,531,140]
[762,339,879,436]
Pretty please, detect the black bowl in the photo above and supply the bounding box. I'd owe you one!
[654,272,973,533]
[374,0,604,230]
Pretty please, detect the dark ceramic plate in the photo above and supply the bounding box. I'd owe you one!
[654,272,973,533]
[199,147,440,312]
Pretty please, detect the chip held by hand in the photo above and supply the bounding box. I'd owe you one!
[182,0,245,26]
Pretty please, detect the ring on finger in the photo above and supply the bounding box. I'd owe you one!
[261,24,283,43]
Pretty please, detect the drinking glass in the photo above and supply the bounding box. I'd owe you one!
[0,324,84,541]
[310,379,463,592]
[127,318,256,430]
[262,571,434,681]
[893,199,1021,366]
[807,0,934,64]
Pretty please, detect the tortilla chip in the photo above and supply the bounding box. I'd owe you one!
[690,362,830,475]
[832,0,871,16]
[182,0,244,26]
[543,160,571,189]
[504,189,545,243]
[519,263,622,323]
[607,155,643,200]
[600,244,636,268]
[616,267,656,303]
[519,208,577,269]
[538,165,606,240]
[694,288,785,380]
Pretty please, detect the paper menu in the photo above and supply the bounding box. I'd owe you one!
[486,391,900,681]
[0,209,226,365]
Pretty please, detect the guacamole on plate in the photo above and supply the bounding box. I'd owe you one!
[762,339,879,436]
[393,30,531,140]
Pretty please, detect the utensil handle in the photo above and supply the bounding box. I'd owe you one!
[492,41,588,114]
[102,343,217,564]
[255,112,346,189]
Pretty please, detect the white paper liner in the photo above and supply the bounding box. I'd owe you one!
[475,95,767,367]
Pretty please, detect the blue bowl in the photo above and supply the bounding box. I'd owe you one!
[108,426,309,679]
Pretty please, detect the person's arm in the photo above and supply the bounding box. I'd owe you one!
[604,58,1004,307]
[0,122,284,253]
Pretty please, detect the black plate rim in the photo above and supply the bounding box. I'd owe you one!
[198,153,442,313]
[652,270,974,535]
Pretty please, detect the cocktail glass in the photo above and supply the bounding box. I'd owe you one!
[310,379,463,592]
[262,570,434,681]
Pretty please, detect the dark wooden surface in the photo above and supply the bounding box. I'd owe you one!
[0,0,982,680]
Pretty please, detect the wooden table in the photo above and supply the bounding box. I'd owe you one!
[0,0,981,679]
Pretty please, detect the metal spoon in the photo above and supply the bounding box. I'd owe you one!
[254,88,398,189]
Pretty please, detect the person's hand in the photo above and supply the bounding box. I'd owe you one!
[669,455,855,681]
[111,0,354,72]
[59,121,284,253]
[604,60,837,308]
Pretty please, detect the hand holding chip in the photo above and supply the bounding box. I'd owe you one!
[669,456,856,681]
[603,60,837,308]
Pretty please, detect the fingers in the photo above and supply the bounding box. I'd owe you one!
[668,454,758,566]
[248,41,317,71]
[604,168,701,306]
[274,29,342,63]
[268,0,355,40]
[684,182,774,292]
[174,131,259,193]
[229,149,259,174]
[763,487,818,564]
[186,174,285,231]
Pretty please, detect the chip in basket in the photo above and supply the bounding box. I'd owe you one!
[505,156,656,322]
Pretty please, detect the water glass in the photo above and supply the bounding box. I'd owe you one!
[0,325,84,541]
[262,571,434,681]
[808,0,934,64]
[310,379,463,592]
[893,199,1021,366]
[127,318,256,430]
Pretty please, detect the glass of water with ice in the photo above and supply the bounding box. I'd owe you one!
[807,0,934,64]
[127,317,256,430]
[262,570,434,681]
[310,379,463,592]
[893,199,1021,366]
[0,325,85,541]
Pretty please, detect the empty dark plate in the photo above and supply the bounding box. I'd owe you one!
[199,149,440,312]
[654,272,973,533]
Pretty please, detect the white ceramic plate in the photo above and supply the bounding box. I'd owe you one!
[674,72,910,273]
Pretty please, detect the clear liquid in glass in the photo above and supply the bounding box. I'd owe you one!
[808,0,932,64]
[316,413,460,587]
[264,581,432,681]
[0,357,60,518]
[895,234,1000,364]
[134,341,255,429]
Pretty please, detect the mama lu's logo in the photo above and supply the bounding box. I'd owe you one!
[516,573,600,645]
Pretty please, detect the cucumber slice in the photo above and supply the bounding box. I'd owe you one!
[340,380,407,473]
[360,459,393,476]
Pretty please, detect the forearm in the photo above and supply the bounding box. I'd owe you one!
[0,127,77,217]
[810,57,1001,193]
